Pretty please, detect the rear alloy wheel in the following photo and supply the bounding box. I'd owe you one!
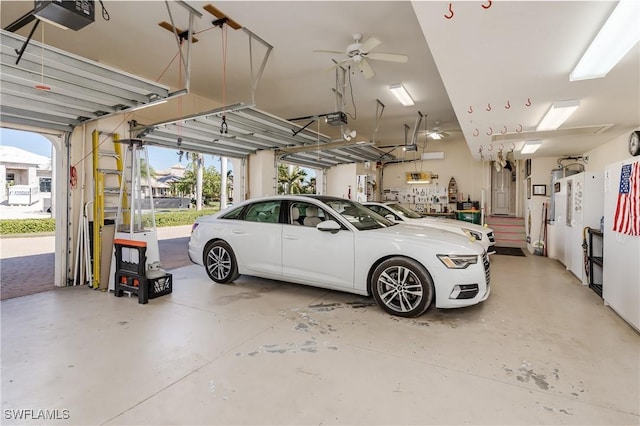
[371,257,433,317]
[204,241,239,284]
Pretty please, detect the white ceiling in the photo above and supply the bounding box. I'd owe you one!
[1,1,638,162]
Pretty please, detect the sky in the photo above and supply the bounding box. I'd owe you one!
[0,128,224,172]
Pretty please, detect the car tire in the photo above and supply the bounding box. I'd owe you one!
[371,257,433,317]
[204,240,239,284]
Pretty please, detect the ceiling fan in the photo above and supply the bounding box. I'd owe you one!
[422,122,453,140]
[314,33,408,79]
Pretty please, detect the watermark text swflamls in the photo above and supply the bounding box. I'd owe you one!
[4,409,70,421]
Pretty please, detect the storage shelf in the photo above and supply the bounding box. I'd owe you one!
[587,229,603,299]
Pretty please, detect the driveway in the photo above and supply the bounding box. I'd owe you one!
[0,225,193,300]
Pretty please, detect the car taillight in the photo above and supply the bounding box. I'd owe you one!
[191,223,199,233]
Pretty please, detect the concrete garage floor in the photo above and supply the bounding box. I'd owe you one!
[1,254,639,425]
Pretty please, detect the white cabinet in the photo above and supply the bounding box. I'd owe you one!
[603,159,640,332]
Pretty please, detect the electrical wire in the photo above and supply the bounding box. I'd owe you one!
[346,65,357,120]
[98,0,110,21]
[71,46,182,170]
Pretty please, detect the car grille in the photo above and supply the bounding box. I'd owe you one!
[483,251,490,286]
[487,231,495,243]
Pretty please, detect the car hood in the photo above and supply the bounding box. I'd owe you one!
[372,223,484,255]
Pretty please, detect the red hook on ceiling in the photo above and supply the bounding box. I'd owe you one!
[468,105,473,114]
[473,128,479,137]
[505,100,511,109]
[444,3,454,19]
[482,0,492,9]
[487,127,493,136]
[487,144,493,151]
[501,125,507,134]
[516,124,523,133]
[486,103,492,112]
[525,98,532,107]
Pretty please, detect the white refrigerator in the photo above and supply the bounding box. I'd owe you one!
[564,172,603,283]
[603,158,640,332]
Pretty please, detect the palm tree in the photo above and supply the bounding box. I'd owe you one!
[278,164,307,194]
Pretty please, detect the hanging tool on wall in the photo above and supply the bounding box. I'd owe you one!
[582,226,592,280]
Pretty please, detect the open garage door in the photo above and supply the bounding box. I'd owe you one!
[0,30,171,132]
[135,106,395,170]
[0,29,175,290]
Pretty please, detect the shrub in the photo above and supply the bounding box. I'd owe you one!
[0,208,219,235]
[0,218,56,235]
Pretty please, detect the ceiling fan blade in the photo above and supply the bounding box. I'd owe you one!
[313,49,346,54]
[359,36,381,53]
[367,52,408,63]
[359,59,375,79]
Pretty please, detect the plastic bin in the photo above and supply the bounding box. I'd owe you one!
[148,273,172,299]
[456,210,481,224]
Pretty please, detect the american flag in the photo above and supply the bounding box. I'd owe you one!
[613,162,640,236]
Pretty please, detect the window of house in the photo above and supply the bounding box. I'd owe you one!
[39,177,52,193]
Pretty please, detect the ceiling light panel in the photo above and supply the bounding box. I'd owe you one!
[521,140,542,154]
[570,0,640,81]
[536,99,580,131]
[389,83,415,106]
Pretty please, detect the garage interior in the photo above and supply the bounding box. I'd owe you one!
[1,1,639,425]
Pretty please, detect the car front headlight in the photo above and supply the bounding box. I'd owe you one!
[437,254,479,269]
[462,228,482,241]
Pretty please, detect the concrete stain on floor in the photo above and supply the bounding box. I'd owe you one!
[235,337,338,357]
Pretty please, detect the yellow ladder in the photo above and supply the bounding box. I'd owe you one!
[91,130,126,289]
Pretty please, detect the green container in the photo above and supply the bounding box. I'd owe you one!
[456,210,481,224]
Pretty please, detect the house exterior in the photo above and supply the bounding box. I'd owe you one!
[0,145,52,206]
[150,164,187,198]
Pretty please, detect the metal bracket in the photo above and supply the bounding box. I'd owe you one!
[244,28,273,105]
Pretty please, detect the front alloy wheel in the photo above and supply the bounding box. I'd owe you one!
[371,257,433,317]
[204,240,239,284]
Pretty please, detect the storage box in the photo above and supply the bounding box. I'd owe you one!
[148,273,172,299]
[457,201,479,211]
[456,210,481,224]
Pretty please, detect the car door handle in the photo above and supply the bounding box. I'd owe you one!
[232,230,245,234]
[284,235,299,240]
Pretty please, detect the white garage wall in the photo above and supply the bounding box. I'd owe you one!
[326,163,357,199]
[248,150,277,198]
[379,138,485,205]
[583,127,640,172]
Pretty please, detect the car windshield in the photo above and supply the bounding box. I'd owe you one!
[324,199,395,230]
[388,203,423,218]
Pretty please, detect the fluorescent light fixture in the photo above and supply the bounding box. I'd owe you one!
[536,99,580,131]
[521,140,542,155]
[389,83,415,106]
[570,0,640,81]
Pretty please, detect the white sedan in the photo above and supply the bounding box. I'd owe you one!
[363,202,496,255]
[189,195,490,317]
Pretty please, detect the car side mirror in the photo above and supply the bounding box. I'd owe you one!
[317,220,341,234]
[385,214,397,222]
